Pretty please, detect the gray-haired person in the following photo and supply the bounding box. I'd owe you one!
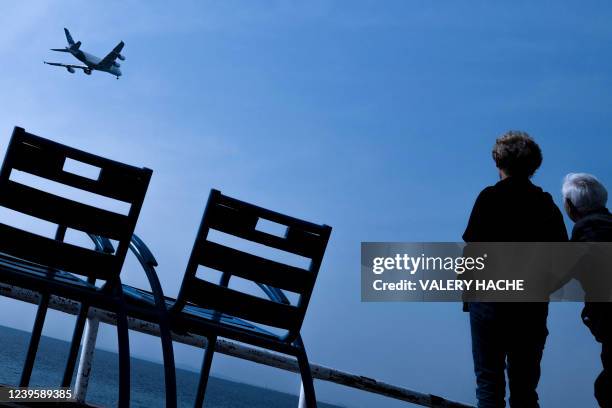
[562,173,612,407]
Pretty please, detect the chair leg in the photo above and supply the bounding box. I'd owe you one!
[158,315,177,408]
[194,336,217,408]
[61,303,89,387]
[19,293,50,386]
[115,296,131,408]
[296,346,317,408]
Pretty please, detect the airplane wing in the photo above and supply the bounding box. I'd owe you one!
[97,41,124,69]
[44,61,90,71]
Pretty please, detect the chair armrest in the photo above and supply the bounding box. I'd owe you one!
[256,284,302,343]
[88,234,166,309]
[125,235,166,304]
[129,234,158,267]
[256,283,291,305]
[87,233,115,254]
[86,234,158,268]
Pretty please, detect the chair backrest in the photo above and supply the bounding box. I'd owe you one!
[0,127,152,281]
[176,189,332,339]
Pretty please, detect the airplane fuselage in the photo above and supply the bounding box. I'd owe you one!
[70,49,122,77]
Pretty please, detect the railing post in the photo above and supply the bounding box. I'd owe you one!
[74,317,100,403]
[298,383,306,408]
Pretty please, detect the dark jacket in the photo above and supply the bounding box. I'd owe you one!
[463,177,568,312]
[571,209,612,242]
[463,177,568,243]
[571,209,612,342]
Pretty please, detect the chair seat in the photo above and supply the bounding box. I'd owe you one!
[0,251,100,295]
[122,285,279,339]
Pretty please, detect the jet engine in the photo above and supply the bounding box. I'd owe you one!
[117,54,126,61]
[113,61,121,67]
[66,66,75,74]
[84,68,92,75]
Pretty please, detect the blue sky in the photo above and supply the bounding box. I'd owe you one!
[1,1,612,406]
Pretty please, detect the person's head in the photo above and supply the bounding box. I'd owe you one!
[562,173,608,222]
[492,131,542,179]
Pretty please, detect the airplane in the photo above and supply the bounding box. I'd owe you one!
[44,28,125,79]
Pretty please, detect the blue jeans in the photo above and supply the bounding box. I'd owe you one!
[469,303,548,408]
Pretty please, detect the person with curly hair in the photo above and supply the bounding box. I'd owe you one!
[463,131,568,408]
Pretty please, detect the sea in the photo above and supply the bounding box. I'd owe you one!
[0,325,344,408]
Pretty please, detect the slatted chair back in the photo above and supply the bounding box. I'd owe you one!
[0,127,152,281]
[176,189,331,340]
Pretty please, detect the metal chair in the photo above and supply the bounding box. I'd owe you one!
[122,189,332,407]
[0,127,152,407]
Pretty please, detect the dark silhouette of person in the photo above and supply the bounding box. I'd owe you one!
[463,131,568,408]
[562,172,612,407]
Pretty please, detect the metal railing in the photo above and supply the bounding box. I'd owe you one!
[0,283,474,408]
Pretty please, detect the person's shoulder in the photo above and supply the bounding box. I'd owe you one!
[476,185,497,198]
[572,211,612,241]
[539,190,556,204]
[527,181,550,198]
[528,183,558,207]
[571,218,592,242]
[472,185,499,206]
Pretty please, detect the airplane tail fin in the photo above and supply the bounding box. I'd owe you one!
[53,29,80,52]
[64,28,81,50]
[64,28,76,46]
